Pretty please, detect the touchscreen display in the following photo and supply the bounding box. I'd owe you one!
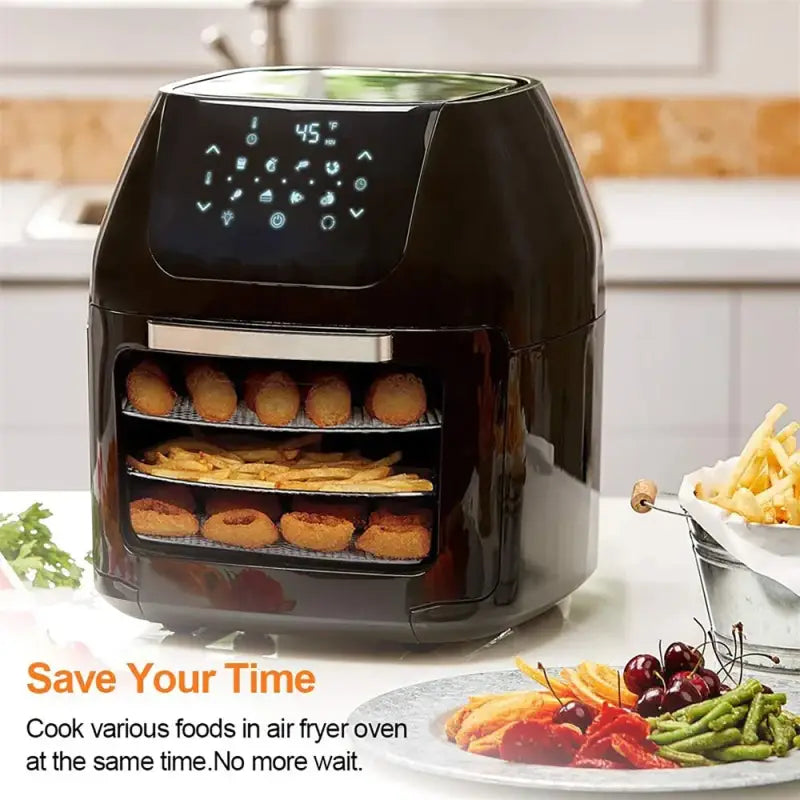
[148,95,435,286]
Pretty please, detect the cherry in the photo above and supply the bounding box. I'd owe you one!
[635,687,666,717]
[663,642,704,676]
[668,671,710,700]
[623,654,664,695]
[552,701,595,732]
[662,679,703,713]
[696,667,722,698]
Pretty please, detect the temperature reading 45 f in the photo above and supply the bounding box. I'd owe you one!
[295,122,320,144]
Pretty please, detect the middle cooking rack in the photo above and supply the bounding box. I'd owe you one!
[122,398,443,433]
[126,467,436,498]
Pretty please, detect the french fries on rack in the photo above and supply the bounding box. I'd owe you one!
[695,403,800,525]
[127,436,434,495]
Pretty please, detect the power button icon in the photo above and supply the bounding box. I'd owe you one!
[269,211,286,229]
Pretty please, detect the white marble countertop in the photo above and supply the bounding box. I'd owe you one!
[2,179,799,284]
[1,491,796,798]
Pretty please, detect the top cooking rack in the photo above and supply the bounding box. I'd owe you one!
[121,398,443,433]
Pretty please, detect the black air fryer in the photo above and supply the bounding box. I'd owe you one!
[89,67,603,644]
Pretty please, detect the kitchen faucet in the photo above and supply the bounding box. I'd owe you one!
[201,0,290,69]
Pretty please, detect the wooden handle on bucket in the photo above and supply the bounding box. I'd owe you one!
[631,479,658,513]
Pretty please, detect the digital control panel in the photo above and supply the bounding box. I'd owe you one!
[148,95,435,286]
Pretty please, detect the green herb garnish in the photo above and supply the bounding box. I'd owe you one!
[0,503,83,588]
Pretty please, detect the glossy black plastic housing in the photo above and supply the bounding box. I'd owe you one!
[90,68,604,643]
[91,69,602,349]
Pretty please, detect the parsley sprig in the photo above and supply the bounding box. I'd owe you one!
[0,503,83,589]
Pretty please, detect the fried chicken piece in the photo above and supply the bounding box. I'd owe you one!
[202,508,279,549]
[290,498,368,528]
[129,498,199,537]
[205,491,283,521]
[305,375,352,427]
[356,523,431,559]
[279,511,354,552]
[366,373,427,426]
[252,372,300,426]
[185,363,237,422]
[126,360,176,416]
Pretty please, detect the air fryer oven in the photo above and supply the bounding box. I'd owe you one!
[89,67,604,644]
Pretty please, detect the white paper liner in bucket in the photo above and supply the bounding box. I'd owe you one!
[679,456,800,596]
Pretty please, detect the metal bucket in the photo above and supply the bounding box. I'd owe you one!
[688,517,800,674]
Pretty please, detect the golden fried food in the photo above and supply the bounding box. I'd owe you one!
[356,523,431,559]
[202,509,279,549]
[279,511,354,552]
[185,363,237,422]
[252,372,300,426]
[139,483,196,512]
[291,498,368,527]
[305,375,352,427]
[453,692,549,749]
[368,507,433,529]
[129,498,199,537]
[126,360,176,416]
[366,373,427,426]
[205,491,283,521]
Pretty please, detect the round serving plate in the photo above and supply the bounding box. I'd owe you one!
[348,669,800,793]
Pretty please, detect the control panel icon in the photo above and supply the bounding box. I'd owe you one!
[205,144,221,155]
[259,189,273,204]
[354,177,368,191]
[290,191,305,205]
[236,157,247,171]
[357,150,373,161]
[320,191,335,207]
[245,133,258,146]
[221,209,235,227]
[325,161,341,176]
[196,201,211,213]
[270,211,286,230]
[349,208,364,219]
[265,157,279,173]
[320,215,336,231]
[294,159,310,172]
[229,188,243,202]
[204,171,213,186]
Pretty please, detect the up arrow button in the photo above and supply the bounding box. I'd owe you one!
[356,150,373,161]
[205,144,221,155]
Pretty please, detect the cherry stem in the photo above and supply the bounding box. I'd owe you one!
[658,639,664,668]
[537,662,564,708]
[736,622,745,687]
[655,670,667,690]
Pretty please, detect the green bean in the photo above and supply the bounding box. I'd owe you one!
[682,680,761,722]
[762,693,787,708]
[708,743,773,762]
[758,718,772,742]
[656,720,690,731]
[656,747,716,767]
[793,734,800,749]
[768,714,791,757]
[708,705,749,732]
[669,727,742,754]
[649,702,734,746]
[743,693,769,745]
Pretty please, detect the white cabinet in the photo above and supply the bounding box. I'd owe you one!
[0,283,90,490]
[736,290,800,444]
[600,288,737,496]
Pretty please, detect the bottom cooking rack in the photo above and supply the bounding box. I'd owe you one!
[136,530,426,566]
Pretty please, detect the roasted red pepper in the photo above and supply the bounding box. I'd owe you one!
[610,734,678,769]
[499,720,583,765]
[571,756,628,770]
[584,703,626,739]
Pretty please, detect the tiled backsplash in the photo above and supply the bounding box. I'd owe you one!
[1,97,798,182]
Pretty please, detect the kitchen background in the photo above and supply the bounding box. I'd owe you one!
[0,0,798,493]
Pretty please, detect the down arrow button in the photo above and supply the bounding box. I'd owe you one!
[349,208,365,219]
